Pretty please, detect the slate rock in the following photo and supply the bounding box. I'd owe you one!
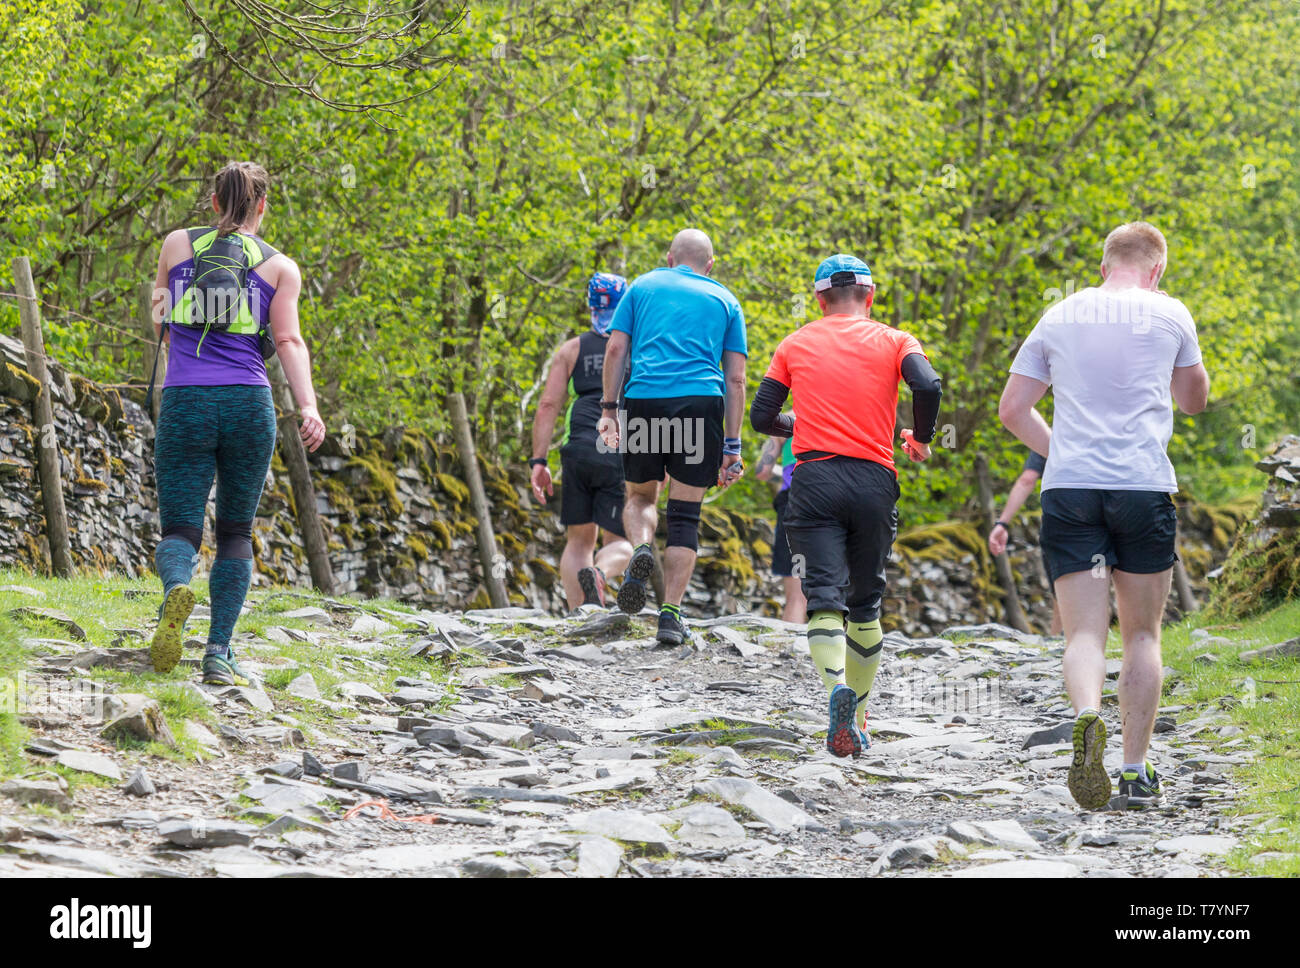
[872,836,966,872]
[57,749,123,781]
[576,836,624,877]
[462,856,530,878]
[100,694,177,749]
[1239,637,1300,662]
[302,751,325,777]
[946,819,1038,851]
[414,726,476,749]
[531,721,582,743]
[570,809,676,851]
[123,767,156,798]
[259,761,304,780]
[332,760,371,783]
[337,681,388,705]
[692,777,813,834]
[285,673,322,701]
[158,818,258,848]
[667,803,747,848]
[389,686,443,707]
[1,778,72,810]
[1021,721,1074,750]
[280,606,333,626]
[464,722,534,749]
[350,613,397,636]
[9,606,86,640]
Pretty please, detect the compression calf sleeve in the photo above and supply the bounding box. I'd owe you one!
[807,609,847,693]
[846,618,884,729]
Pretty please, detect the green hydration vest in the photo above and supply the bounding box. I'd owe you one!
[146,227,278,411]
[169,227,278,359]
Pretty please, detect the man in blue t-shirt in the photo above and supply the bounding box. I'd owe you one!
[598,228,748,645]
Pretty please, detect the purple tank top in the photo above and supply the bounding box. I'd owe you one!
[163,258,276,388]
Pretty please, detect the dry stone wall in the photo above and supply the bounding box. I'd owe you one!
[0,337,1246,635]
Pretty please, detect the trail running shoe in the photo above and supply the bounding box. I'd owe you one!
[201,649,250,687]
[577,566,607,607]
[1118,764,1162,809]
[827,684,862,758]
[656,608,687,645]
[1068,711,1112,810]
[616,545,655,614]
[150,585,195,674]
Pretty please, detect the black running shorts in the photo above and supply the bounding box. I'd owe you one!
[1039,488,1177,583]
[771,488,795,578]
[620,395,724,490]
[782,456,899,622]
[559,456,626,536]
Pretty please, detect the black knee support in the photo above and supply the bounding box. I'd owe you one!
[215,518,254,559]
[161,524,203,552]
[665,499,702,551]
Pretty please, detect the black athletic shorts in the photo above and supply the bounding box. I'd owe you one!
[772,487,795,577]
[782,456,899,622]
[1039,488,1177,583]
[559,456,626,536]
[620,395,724,490]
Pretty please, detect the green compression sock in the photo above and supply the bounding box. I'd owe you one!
[846,618,884,729]
[806,610,847,693]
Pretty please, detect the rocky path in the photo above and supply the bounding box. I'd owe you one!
[0,597,1254,877]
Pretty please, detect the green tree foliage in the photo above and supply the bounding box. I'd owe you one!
[1,0,1296,519]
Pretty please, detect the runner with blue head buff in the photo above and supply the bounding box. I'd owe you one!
[588,272,627,335]
[526,271,634,610]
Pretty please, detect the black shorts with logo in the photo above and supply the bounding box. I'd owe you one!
[559,455,626,537]
[620,395,724,490]
[1039,488,1177,583]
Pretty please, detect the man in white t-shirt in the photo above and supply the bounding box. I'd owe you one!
[998,221,1209,811]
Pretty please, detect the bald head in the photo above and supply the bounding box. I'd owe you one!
[667,228,714,274]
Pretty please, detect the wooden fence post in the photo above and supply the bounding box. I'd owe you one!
[1172,541,1197,615]
[448,391,509,609]
[974,453,1031,633]
[12,256,74,578]
[268,359,335,595]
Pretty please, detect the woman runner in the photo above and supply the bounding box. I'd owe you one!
[148,161,326,684]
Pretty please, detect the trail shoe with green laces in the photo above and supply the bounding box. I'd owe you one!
[616,544,655,615]
[150,585,195,674]
[577,566,607,607]
[1118,764,1162,809]
[826,684,863,758]
[656,604,687,645]
[201,648,250,686]
[1068,710,1112,810]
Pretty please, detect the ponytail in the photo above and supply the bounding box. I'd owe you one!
[213,161,269,235]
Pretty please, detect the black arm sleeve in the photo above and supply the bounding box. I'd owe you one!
[901,353,942,444]
[749,377,794,437]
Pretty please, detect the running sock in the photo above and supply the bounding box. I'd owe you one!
[1122,762,1150,780]
[845,618,884,729]
[1077,706,1100,719]
[806,610,847,693]
[660,602,681,618]
[154,535,198,598]
[206,557,252,654]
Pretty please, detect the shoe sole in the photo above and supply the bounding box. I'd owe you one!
[616,551,655,614]
[827,686,862,758]
[1068,713,1112,810]
[577,568,605,607]
[150,585,195,675]
[202,668,235,686]
[1121,783,1162,810]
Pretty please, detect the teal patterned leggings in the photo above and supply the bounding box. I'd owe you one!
[153,385,276,650]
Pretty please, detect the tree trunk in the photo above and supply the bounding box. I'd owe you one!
[448,391,509,608]
[268,359,335,595]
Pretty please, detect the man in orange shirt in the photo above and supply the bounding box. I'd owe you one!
[751,254,942,757]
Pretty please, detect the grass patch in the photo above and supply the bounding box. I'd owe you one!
[1160,597,1300,876]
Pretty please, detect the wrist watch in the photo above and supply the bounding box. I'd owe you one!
[992,521,1009,532]
[528,457,547,468]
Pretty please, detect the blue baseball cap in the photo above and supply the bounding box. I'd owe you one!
[588,272,627,334]
[814,254,873,292]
